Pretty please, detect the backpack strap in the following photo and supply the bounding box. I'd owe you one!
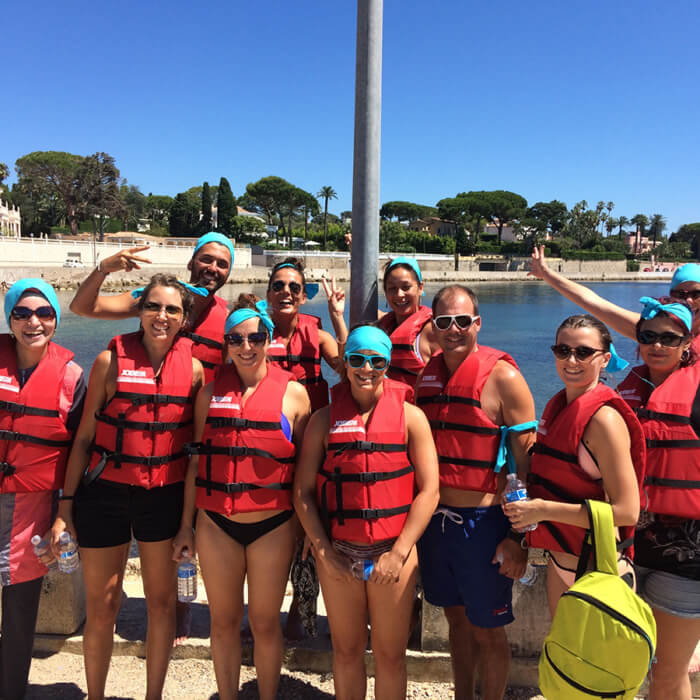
[576,500,618,580]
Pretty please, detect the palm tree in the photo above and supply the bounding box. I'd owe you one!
[317,186,338,250]
[648,213,667,251]
[617,215,629,240]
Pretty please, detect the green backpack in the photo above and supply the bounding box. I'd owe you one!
[539,500,657,699]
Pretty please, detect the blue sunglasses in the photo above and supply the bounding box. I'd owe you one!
[345,352,389,370]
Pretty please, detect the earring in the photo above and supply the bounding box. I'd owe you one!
[682,349,690,363]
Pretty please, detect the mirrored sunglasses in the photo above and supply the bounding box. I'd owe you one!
[270,280,303,295]
[142,302,183,317]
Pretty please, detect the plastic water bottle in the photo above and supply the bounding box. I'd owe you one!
[57,531,80,574]
[177,550,197,602]
[350,558,374,581]
[30,534,57,571]
[519,563,537,586]
[504,473,538,533]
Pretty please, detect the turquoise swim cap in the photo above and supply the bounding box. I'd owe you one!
[670,264,700,291]
[225,300,275,338]
[387,256,422,283]
[193,232,234,265]
[344,326,392,365]
[4,279,61,327]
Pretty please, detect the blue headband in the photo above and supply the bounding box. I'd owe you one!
[671,264,700,291]
[131,280,209,299]
[193,232,235,264]
[225,300,275,338]
[387,256,422,283]
[606,343,629,373]
[272,263,319,299]
[344,326,392,365]
[4,279,61,327]
[639,296,693,333]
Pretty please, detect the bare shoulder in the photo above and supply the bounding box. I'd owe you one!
[286,379,311,403]
[306,404,331,435]
[488,359,531,397]
[92,349,115,377]
[404,401,427,423]
[588,404,629,436]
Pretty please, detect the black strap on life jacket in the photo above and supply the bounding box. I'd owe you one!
[199,359,217,370]
[330,440,406,457]
[646,437,700,449]
[637,408,692,424]
[390,343,414,352]
[319,464,414,527]
[84,444,186,486]
[180,330,222,351]
[205,416,282,431]
[0,462,16,481]
[0,399,60,418]
[187,443,295,462]
[111,391,190,407]
[388,365,419,378]
[296,375,326,386]
[269,352,321,366]
[194,477,291,494]
[417,395,481,408]
[645,475,700,489]
[429,420,500,436]
[528,472,584,503]
[0,429,71,448]
[530,442,579,465]
[95,413,192,432]
[437,453,495,469]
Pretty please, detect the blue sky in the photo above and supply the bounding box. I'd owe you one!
[3,1,699,232]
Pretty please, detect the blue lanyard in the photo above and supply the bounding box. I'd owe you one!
[494,420,539,475]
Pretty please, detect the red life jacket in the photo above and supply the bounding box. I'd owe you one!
[194,363,296,515]
[528,382,646,557]
[267,313,329,412]
[317,379,414,544]
[86,332,194,489]
[617,364,700,518]
[0,335,74,493]
[378,306,432,387]
[181,294,227,382]
[416,346,518,494]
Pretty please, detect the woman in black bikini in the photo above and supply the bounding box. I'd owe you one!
[173,294,310,700]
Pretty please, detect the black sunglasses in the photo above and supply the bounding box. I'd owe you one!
[10,305,56,321]
[433,314,478,331]
[270,280,303,295]
[670,289,700,302]
[636,329,688,347]
[551,344,604,361]
[142,301,183,317]
[346,353,388,370]
[224,331,269,346]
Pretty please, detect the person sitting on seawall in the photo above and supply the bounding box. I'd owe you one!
[264,258,348,639]
[503,314,643,617]
[52,274,204,700]
[377,257,442,388]
[0,280,85,700]
[530,245,700,350]
[616,297,700,700]
[414,284,537,700]
[294,325,439,700]
[265,257,348,413]
[69,231,234,383]
[173,295,310,700]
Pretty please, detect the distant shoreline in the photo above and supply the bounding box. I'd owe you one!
[0,264,674,292]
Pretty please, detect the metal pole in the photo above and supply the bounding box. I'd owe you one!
[350,0,383,326]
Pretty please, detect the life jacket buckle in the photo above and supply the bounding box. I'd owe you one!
[359,508,380,520]
[0,462,16,476]
[358,472,379,483]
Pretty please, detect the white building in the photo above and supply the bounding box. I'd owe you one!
[0,188,21,238]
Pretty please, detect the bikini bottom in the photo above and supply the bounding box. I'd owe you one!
[548,550,636,590]
[205,509,293,547]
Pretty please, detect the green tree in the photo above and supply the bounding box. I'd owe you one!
[380,201,436,222]
[296,188,319,243]
[317,185,338,250]
[77,153,123,240]
[648,213,667,250]
[169,192,200,237]
[563,201,600,248]
[0,163,9,185]
[118,183,146,233]
[525,200,569,237]
[617,215,630,239]
[670,223,700,260]
[246,176,298,242]
[200,181,213,233]
[217,177,236,237]
[630,214,649,236]
[145,194,173,228]
[484,190,527,243]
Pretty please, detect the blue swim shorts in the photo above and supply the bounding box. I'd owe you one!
[635,566,700,619]
[417,504,514,628]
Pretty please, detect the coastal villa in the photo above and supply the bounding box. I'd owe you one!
[210,205,265,229]
[0,187,21,238]
[626,229,660,255]
[408,217,457,237]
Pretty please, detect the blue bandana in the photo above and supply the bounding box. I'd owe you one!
[639,296,693,333]
[606,343,629,373]
[670,264,700,291]
[193,232,234,265]
[387,256,423,283]
[4,279,61,327]
[131,280,209,299]
[344,326,392,365]
[225,300,275,338]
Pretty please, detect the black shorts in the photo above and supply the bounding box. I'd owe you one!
[74,479,184,548]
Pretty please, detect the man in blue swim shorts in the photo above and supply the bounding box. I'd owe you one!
[415,284,537,700]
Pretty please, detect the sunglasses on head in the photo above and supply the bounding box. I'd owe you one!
[551,344,604,361]
[433,314,478,331]
[10,305,56,321]
[224,331,269,346]
[142,301,183,317]
[636,329,688,347]
[270,280,303,295]
[345,353,388,370]
[670,289,700,302]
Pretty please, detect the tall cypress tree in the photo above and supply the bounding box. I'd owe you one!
[200,181,212,233]
[217,177,236,237]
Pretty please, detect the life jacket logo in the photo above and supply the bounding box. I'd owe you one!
[330,418,366,435]
[420,374,443,388]
[121,370,147,377]
[210,396,240,410]
[0,376,18,392]
[0,376,13,384]
[537,418,547,436]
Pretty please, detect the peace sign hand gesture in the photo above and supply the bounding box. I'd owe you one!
[99,246,152,274]
[321,275,345,317]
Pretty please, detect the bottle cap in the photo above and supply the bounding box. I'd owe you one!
[31,535,41,545]
[59,531,70,544]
